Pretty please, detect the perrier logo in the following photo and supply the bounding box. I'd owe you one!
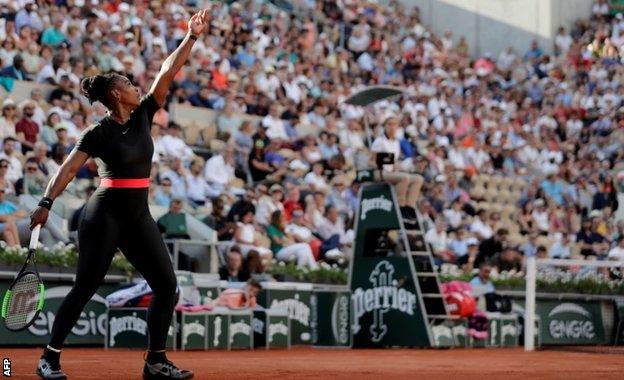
[352,261,417,342]
[360,195,393,220]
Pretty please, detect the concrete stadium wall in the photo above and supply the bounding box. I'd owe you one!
[394,0,593,58]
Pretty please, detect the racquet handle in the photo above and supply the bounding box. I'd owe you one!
[29,225,41,250]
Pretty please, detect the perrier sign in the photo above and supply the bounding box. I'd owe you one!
[349,183,431,347]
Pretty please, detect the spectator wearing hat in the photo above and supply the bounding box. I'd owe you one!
[371,116,423,220]
[50,124,72,156]
[0,99,17,140]
[15,100,39,152]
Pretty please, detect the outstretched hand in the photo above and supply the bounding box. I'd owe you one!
[188,9,210,36]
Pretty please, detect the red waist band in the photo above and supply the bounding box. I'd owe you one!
[100,178,150,188]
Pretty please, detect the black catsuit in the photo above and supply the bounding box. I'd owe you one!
[49,94,176,351]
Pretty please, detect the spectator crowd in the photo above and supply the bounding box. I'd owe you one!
[0,0,624,277]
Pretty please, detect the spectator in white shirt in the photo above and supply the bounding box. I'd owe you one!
[285,210,314,243]
[549,233,573,259]
[471,209,494,239]
[466,139,491,172]
[185,158,213,207]
[371,116,423,219]
[160,123,194,163]
[204,145,236,195]
[554,27,573,56]
[151,122,167,163]
[608,236,624,261]
[425,219,449,257]
[532,198,550,233]
[304,162,329,193]
[261,104,288,141]
[0,137,23,183]
[443,198,465,230]
[255,184,285,226]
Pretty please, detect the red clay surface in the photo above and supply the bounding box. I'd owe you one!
[1,347,623,379]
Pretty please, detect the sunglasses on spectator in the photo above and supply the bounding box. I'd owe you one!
[0,164,8,168]
[27,167,38,172]
[0,189,5,194]
[162,183,171,187]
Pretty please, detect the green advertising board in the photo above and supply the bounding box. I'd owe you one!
[430,318,468,347]
[253,309,290,349]
[485,313,519,347]
[0,278,121,346]
[348,183,432,347]
[311,285,352,347]
[537,300,606,345]
[179,312,207,350]
[229,310,253,349]
[106,308,176,349]
[511,297,610,346]
[257,282,313,345]
[207,310,229,349]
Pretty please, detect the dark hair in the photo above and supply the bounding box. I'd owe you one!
[270,210,282,227]
[247,278,262,290]
[80,74,118,106]
[245,250,264,274]
[230,245,242,254]
[3,137,17,145]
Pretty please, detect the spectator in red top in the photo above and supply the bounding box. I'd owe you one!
[15,100,39,153]
[283,186,303,221]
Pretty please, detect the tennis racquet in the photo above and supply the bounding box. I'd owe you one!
[1,225,45,331]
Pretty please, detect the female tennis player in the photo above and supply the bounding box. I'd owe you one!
[29,10,210,380]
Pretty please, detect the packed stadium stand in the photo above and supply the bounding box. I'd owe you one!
[0,0,623,277]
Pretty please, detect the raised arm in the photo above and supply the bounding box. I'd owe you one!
[150,9,210,107]
[29,150,90,229]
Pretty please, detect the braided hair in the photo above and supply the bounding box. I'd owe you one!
[80,73,119,107]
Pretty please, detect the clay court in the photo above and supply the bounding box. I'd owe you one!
[2,347,623,379]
